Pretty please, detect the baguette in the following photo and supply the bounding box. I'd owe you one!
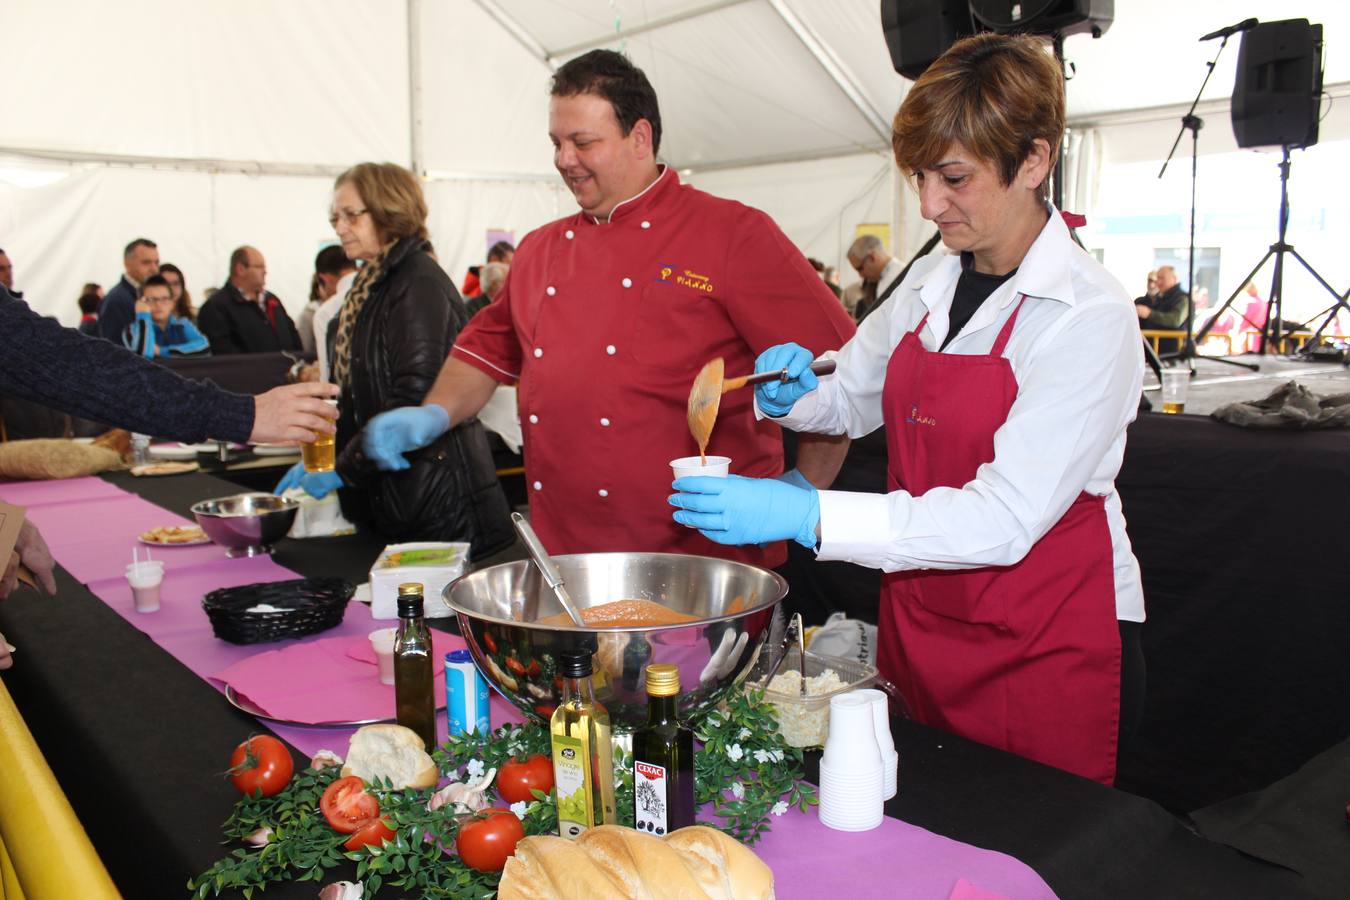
[498,824,774,900]
[340,724,438,790]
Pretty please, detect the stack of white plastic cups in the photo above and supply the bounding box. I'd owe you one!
[855,688,898,799]
[818,693,885,831]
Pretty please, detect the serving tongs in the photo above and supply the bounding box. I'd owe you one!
[510,512,587,629]
[761,611,809,697]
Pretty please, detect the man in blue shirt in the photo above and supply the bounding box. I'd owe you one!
[123,275,210,357]
[98,237,160,341]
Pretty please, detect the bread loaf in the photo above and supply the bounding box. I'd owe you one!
[498,825,774,900]
[340,724,438,789]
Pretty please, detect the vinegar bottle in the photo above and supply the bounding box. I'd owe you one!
[549,650,616,839]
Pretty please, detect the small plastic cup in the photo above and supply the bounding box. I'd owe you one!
[670,455,731,480]
[855,688,898,800]
[369,628,397,685]
[126,562,165,614]
[1160,369,1190,414]
[822,692,883,770]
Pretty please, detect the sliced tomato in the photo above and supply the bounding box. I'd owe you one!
[344,817,397,851]
[483,632,498,654]
[320,776,380,834]
[504,656,526,677]
[526,660,541,678]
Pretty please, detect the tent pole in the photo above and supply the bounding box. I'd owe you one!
[408,0,425,176]
[767,0,890,143]
[473,0,555,69]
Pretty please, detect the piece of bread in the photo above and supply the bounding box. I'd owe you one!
[340,724,437,789]
[498,824,774,900]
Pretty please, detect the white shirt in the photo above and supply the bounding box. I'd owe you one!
[778,208,1146,622]
[313,270,356,384]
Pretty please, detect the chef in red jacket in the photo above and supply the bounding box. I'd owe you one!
[670,34,1146,785]
[362,49,855,568]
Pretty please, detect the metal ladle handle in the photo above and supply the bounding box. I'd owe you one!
[511,512,587,628]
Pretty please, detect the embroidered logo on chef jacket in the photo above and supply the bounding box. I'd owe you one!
[906,403,937,427]
[654,263,715,293]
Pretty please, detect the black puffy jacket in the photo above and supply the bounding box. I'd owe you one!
[333,237,513,560]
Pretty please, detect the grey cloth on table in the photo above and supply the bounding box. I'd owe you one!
[1212,381,1350,429]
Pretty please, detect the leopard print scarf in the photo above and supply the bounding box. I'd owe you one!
[329,243,391,387]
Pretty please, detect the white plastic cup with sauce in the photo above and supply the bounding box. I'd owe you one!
[368,628,397,685]
[670,455,731,480]
[125,561,165,613]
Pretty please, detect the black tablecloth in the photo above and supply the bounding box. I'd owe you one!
[0,470,1326,898]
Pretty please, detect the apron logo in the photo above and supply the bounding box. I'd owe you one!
[654,263,715,293]
[906,403,937,427]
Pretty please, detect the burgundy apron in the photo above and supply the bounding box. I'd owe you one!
[878,296,1121,784]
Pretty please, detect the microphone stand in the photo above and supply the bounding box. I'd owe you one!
[1157,34,1259,372]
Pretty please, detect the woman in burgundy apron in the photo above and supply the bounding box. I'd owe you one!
[671,33,1145,785]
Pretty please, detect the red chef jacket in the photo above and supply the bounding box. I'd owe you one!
[453,167,855,567]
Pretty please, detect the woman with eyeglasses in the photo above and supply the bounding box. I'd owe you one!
[158,262,195,322]
[275,163,513,558]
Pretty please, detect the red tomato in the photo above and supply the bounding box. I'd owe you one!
[504,656,526,677]
[498,754,554,804]
[229,736,294,798]
[321,776,381,834]
[526,660,541,678]
[456,809,525,872]
[344,817,397,851]
[483,632,498,654]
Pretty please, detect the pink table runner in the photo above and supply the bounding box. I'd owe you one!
[18,475,1057,900]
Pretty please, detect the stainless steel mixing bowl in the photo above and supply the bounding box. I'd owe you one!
[444,552,787,732]
[191,492,300,558]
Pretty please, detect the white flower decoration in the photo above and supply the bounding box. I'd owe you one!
[738,728,752,740]
[465,758,486,783]
[752,749,771,765]
[726,743,744,762]
[769,749,784,763]
[510,801,528,819]
[730,782,745,799]
[771,801,788,817]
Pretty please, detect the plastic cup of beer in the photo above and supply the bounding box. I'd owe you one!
[1160,369,1190,415]
[302,399,339,472]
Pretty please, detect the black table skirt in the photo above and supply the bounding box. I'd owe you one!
[0,469,1325,898]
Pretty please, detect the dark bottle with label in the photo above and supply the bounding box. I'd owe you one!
[631,663,694,835]
[394,582,437,751]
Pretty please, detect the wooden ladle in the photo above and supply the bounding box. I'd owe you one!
[687,357,837,461]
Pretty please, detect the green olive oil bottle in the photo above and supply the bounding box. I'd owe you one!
[632,663,695,835]
[550,650,616,839]
[393,582,436,751]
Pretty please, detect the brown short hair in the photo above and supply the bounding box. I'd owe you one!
[334,162,428,243]
[892,33,1063,201]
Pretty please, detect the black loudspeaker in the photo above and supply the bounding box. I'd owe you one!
[881,0,975,81]
[968,0,1113,38]
[1231,19,1324,149]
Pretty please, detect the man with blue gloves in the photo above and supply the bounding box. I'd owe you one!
[669,345,823,549]
[356,51,854,569]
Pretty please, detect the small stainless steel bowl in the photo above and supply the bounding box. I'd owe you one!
[444,552,787,732]
[191,493,300,558]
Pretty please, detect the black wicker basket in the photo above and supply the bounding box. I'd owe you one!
[202,577,355,645]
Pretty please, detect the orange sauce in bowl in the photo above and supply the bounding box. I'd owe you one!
[537,598,699,628]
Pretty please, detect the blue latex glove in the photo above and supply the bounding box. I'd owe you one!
[669,474,820,549]
[274,462,344,499]
[776,468,814,491]
[755,343,819,417]
[362,404,451,471]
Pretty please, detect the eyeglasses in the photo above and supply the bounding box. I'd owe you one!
[329,208,368,228]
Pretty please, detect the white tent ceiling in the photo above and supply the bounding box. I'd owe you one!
[3,0,1349,322]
